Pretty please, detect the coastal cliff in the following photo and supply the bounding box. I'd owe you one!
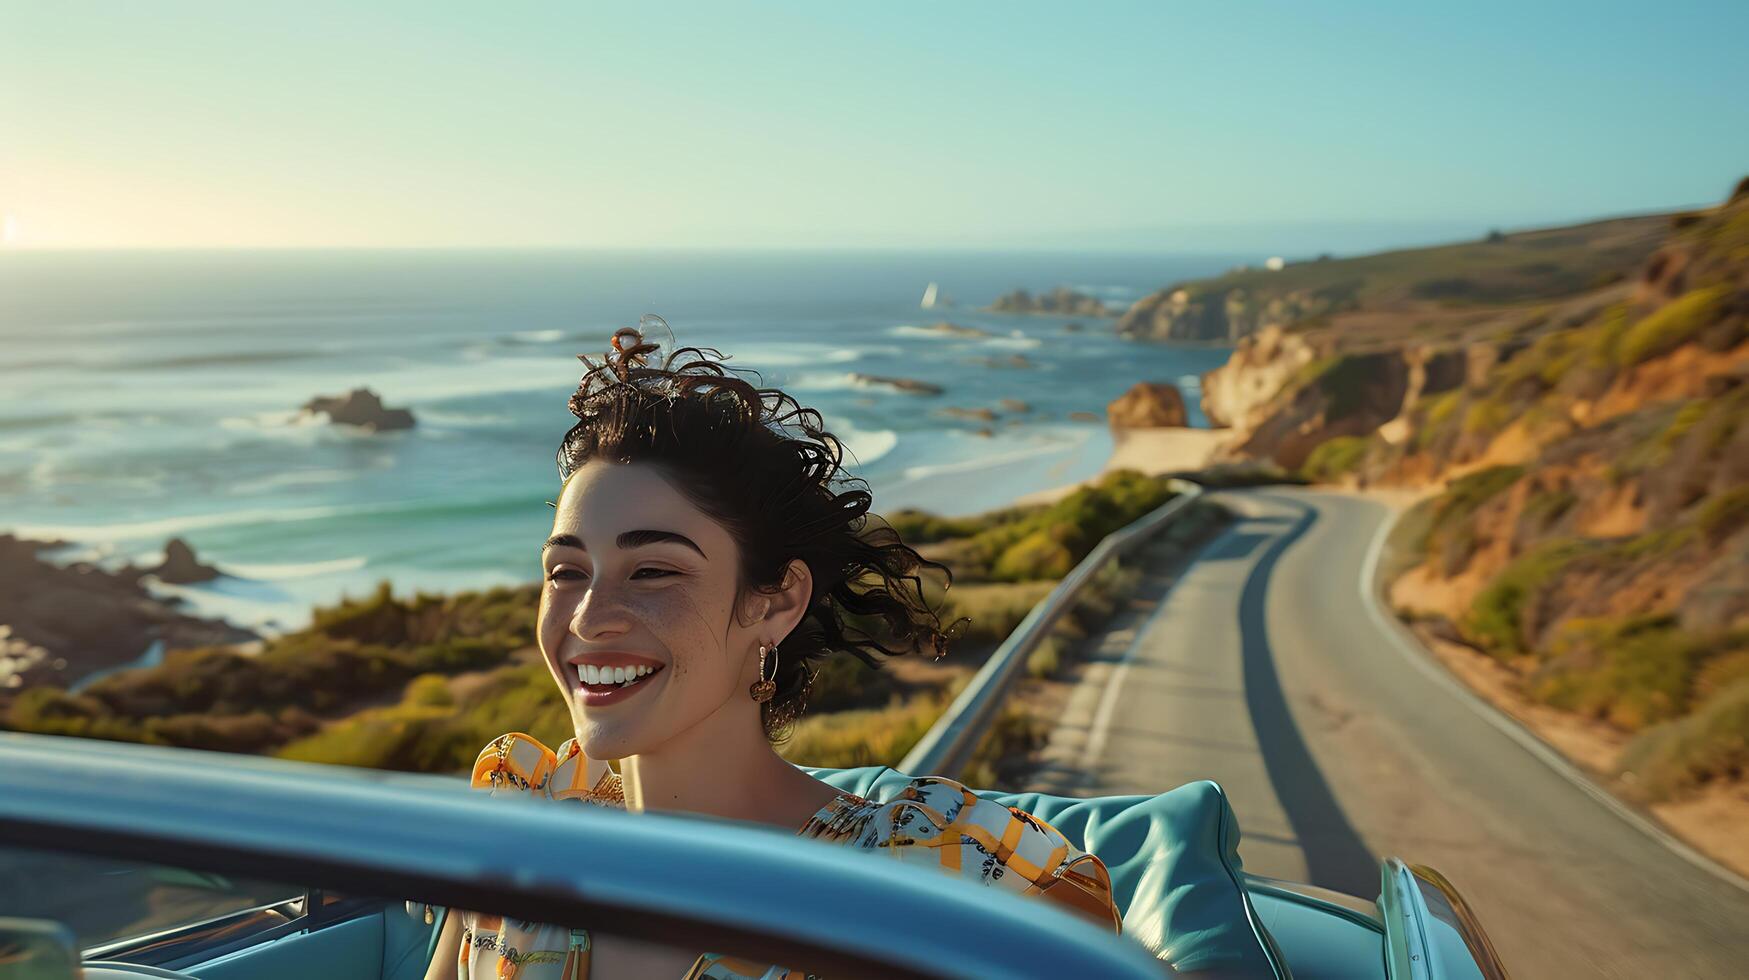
[1188,180,1749,808]
[1115,214,1668,343]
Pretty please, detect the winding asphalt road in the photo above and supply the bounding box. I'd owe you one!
[1031,487,1749,979]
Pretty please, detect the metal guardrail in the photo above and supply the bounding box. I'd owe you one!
[899,477,1205,777]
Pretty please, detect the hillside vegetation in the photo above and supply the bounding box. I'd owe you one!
[1117,215,1668,343]
[2,470,1187,783]
[1191,179,1749,805]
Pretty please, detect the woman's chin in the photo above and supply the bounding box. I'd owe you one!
[573,720,647,762]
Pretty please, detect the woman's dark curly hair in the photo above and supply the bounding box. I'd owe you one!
[552,317,967,739]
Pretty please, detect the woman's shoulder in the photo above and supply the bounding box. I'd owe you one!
[469,731,623,805]
[830,773,1122,933]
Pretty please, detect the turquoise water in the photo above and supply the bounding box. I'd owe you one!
[1,249,1237,632]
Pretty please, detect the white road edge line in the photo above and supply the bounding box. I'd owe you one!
[1081,554,1186,774]
[1357,498,1749,895]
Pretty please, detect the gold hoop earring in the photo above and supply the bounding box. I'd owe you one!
[749,642,778,703]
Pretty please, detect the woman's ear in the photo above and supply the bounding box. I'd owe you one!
[760,558,813,642]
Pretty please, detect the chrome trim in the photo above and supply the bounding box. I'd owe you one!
[901,478,1205,776]
[1378,857,1510,980]
[1242,871,1383,928]
[81,897,299,962]
[0,732,1164,980]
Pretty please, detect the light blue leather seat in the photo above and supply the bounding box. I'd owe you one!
[804,766,1290,979]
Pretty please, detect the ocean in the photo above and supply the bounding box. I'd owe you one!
[0,248,1238,634]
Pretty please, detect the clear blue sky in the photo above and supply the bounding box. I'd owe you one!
[2,1,1744,250]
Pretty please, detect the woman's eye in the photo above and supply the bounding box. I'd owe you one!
[547,568,673,582]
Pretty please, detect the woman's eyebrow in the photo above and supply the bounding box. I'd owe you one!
[543,530,707,559]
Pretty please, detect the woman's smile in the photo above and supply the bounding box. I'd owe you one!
[566,653,668,706]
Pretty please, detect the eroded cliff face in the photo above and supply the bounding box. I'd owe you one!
[1114,213,1666,343]
[1199,326,1321,429]
[1117,284,1345,343]
[1191,181,1749,801]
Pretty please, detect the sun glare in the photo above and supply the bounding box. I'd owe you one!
[1,214,18,246]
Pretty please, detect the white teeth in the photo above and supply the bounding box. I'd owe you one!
[575,662,660,689]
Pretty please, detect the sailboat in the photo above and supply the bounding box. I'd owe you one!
[920,282,939,310]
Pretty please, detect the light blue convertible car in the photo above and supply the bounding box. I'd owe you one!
[0,731,1507,978]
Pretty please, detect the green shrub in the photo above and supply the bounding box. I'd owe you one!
[1618,677,1749,801]
[405,673,455,707]
[938,581,1057,648]
[1300,435,1372,482]
[804,653,900,714]
[778,692,948,770]
[1696,487,1749,542]
[950,470,1178,582]
[1616,285,1730,367]
[1464,537,1593,654]
[1462,397,1514,437]
[881,508,1012,545]
[992,528,1076,580]
[1535,616,1706,730]
[1421,465,1524,573]
[276,661,571,774]
[959,704,1051,790]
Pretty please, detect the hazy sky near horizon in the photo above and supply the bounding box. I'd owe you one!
[3,1,1745,252]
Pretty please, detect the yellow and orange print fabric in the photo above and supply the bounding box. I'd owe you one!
[455,731,1123,979]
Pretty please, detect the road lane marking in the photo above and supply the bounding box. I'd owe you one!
[1356,499,1749,896]
[1081,575,1180,773]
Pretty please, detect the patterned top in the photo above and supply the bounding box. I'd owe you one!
[457,732,1123,979]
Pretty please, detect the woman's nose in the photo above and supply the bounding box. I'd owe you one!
[568,581,635,640]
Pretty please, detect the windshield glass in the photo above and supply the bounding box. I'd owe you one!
[0,842,300,954]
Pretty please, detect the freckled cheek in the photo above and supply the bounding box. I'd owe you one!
[626,590,725,682]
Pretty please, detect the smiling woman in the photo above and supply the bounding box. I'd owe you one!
[425,319,1125,980]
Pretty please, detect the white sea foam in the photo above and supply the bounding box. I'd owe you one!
[889,324,978,340]
[830,417,898,467]
[897,429,1083,482]
[11,502,360,544]
[787,371,863,392]
[222,555,370,580]
[505,329,565,344]
[1177,374,1203,389]
[728,345,865,368]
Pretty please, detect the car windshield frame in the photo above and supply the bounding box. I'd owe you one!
[0,731,1169,980]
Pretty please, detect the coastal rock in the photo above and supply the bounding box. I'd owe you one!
[997,399,1031,414]
[1200,326,1321,431]
[970,354,1035,370]
[0,533,258,690]
[150,537,222,585]
[301,387,416,431]
[919,322,991,339]
[1107,383,1188,428]
[1062,322,1085,333]
[1068,411,1101,423]
[940,406,997,422]
[986,287,1112,318]
[849,373,944,396]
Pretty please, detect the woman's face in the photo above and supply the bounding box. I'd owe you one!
[538,459,761,760]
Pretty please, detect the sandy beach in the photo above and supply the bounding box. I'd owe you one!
[1010,426,1232,506]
